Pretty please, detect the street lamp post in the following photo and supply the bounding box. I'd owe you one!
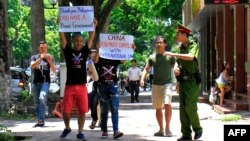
[49,0,58,8]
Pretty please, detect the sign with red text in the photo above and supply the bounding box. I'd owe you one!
[99,34,134,60]
[59,6,94,32]
[205,0,249,4]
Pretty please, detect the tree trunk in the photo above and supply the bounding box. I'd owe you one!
[0,0,11,111]
[31,0,45,54]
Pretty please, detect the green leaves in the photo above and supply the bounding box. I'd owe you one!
[7,0,185,67]
[0,125,13,141]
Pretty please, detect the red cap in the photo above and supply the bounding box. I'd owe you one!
[177,25,192,36]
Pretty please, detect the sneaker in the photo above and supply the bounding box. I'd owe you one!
[89,120,97,129]
[77,133,86,141]
[60,128,71,138]
[154,131,164,136]
[113,131,123,139]
[165,129,172,137]
[101,132,108,139]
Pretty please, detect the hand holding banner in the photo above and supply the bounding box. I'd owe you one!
[99,33,134,60]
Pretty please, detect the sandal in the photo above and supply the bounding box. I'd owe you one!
[154,131,164,136]
[89,120,97,129]
[33,121,44,127]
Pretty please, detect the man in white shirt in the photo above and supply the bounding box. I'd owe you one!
[126,59,142,103]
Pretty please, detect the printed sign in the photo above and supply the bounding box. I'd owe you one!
[59,6,94,32]
[99,34,134,60]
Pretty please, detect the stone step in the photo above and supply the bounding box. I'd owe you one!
[224,99,249,111]
[213,104,236,114]
[235,93,249,102]
[120,93,180,103]
[198,95,209,103]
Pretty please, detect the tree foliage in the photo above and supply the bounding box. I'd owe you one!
[109,0,185,70]
[7,0,185,69]
[7,0,61,66]
[7,0,31,67]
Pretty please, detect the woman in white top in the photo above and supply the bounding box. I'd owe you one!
[215,61,232,106]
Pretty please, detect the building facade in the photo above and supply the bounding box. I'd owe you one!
[182,0,250,112]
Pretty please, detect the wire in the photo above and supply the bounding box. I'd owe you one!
[38,59,46,82]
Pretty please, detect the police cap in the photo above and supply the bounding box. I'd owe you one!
[177,24,192,36]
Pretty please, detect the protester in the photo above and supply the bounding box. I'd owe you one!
[30,41,56,127]
[126,59,142,103]
[94,43,136,139]
[58,19,97,141]
[140,36,175,137]
[87,49,101,129]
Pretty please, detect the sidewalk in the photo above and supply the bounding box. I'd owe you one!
[1,91,250,141]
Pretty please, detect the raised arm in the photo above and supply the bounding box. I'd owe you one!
[46,54,56,73]
[87,19,98,49]
[93,43,100,64]
[164,51,195,61]
[59,32,67,49]
[30,57,42,70]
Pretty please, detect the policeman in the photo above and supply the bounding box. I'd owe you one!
[164,24,203,141]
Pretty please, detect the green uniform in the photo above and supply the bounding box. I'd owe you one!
[148,53,175,85]
[176,40,203,138]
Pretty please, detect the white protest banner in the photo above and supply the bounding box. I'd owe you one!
[59,6,94,32]
[99,34,134,60]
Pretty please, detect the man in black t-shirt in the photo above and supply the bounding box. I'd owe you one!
[58,19,97,141]
[30,41,56,127]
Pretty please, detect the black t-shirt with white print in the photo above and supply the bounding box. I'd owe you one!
[31,54,51,83]
[96,58,121,82]
[63,43,90,85]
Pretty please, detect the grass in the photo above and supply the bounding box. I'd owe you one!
[0,112,35,120]
[221,114,242,122]
[0,124,33,141]
[0,124,14,141]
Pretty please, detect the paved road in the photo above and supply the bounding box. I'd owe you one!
[1,90,250,141]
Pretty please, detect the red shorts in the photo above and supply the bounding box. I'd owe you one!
[63,84,88,114]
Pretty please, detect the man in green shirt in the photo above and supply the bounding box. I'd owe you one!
[140,36,175,137]
[165,25,202,141]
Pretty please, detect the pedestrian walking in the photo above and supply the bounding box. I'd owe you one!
[30,40,56,127]
[126,59,142,103]
[149,67,154,89]
[58,19,97,141]
[164,24,203,141]
[140,36,175,137]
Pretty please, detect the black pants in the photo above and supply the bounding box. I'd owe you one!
[89,84,100,121]
[129,80,140,102]
[149,74,153,88]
